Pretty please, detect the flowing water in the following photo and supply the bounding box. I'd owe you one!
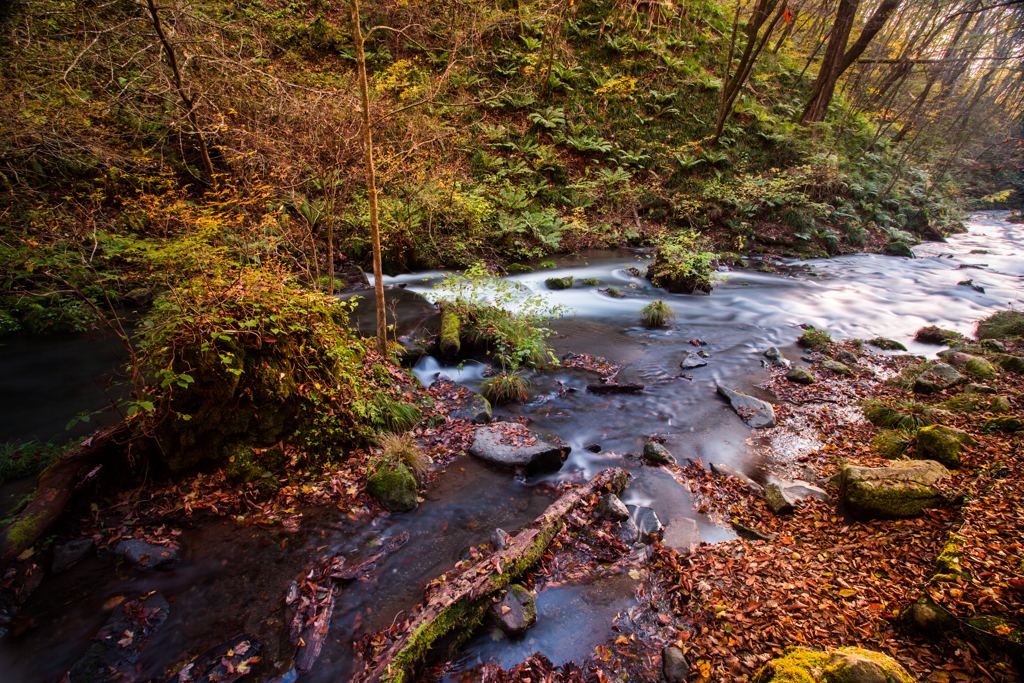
[1,212,1021,681]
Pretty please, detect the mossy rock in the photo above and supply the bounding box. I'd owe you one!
[915,424,974,469]
[839,460,950,520]
[914,325,965,345]
[366,464,418,512]
[866,337,907,351]
[982,416,1024,433]
[545,276,574,290]
[884,241,915,258]
[992,354,1024,374]
[440,310,462,357]
[871,430,911,458]
[643,442,673,465]
[963,356,998,380]
[505,263,533,275]
[976,310,1024,339]
[935,532,968,579]
[752,646,912,683]
[224,441,286,487]
[645,244,715,295]
[821,359,851,376]
[965,615,1024,662]
[798,327,832,351]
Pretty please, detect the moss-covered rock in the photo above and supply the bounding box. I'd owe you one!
[992,354,1024,374]
[367,463,418,512]
[867,337,907,351]
[884,241,915,258]
[752,647,828,683]
[963,356,998,380]
[982,416,1024,433]
[505,263,533,275]
[915,424,974,469]
[976,310,1024,339]
[871,430,911,458]
[545,276,573,290]
[965,615,1024,662]
[786,367,814,384]
[645,235,716,295]
[642,441,673,465]
[489,584,537,636]
[821,359,851,376]
[934,532,968,580]
[752,646,912,683]
[839,460,950,519]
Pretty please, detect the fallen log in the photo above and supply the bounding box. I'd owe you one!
[586,382,644,394]
[0,421,131,568]
[357,467,628,683]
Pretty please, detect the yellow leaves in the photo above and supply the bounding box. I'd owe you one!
[501,605,512,615]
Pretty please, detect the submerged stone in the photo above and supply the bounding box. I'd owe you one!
[67,592,170,683]
[633,507,663,544]
[52,539,94,573]
[717,385,777,428]
[679,352,707,369]
[662,518,701,555]
[470,423,570,472]
[643,441,674,465]
[490,584,537,636]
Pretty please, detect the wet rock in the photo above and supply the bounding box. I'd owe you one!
[335,263,371,292]
[766,480,831,515]
[633,507,663,544]
[662,645,690,683]
[506,263,533,275]
[958,278,985,293]
[697,349,710,358]
[710,462,764,494]
[786,367,814,384]
[52,538,93,573]
[964,357,998,380]
[835,350,859,365]
[763,346,791,368]
[123,288,154,307]
[366,464,418,512]
[884,241,915,258]
[490,528,510,551]
[867,337,907,351]
[905,596,956,634]
[451,393,492,424]
[545,276,574,290]
[982,416,1024,433]
[115,539,180,568]
[470,423,570,472]
[584,443,602,453]
[662,518,701,555]
[839,460,950,520]
[913,362,965,394]
[615,519,640,544]
[643,441,674,465]
[490,584,537,636]
[717,386,777,428]
[174,633,261,683]
[821,359,851,376]
[915,424,974,469]
[587,382,644,394]
[679,352,707,369]
[67,592,170,682]
[595,494,630,522]
[731,521,774,542]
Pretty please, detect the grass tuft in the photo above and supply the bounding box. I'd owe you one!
[0,440,64,485]
[639,300,676,328]
[481,371,529,405]
[377,431,430,484]
[976,310,1024,340]
[798,326,833,351]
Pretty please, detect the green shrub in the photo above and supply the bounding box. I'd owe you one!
[798,326,832,351]
[645,231,717,295]
[639,300,676,328]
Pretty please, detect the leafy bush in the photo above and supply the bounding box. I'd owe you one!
[645,231,717,295]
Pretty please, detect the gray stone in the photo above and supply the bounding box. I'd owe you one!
[680,352,708,369]
[123,288,154,307]
[615,519,640,544]
[710,462,764,494]
[662,518,701,555]
[821,359,851,376]
[697,350,710,358]
[763,346,791,368]
[765,483,796,515]
[662,645,689,683]
[643,441,674,465]
[490,584,537,636]
[469,423,570,472]
[52,539,93,573]
[452,394,492,424]
[781,480,831,503]
[914,362,965,394]
[767,480,831,514]
[716,385,776,428]
[595,494,630,522]
[938,350,973,368]
[633,507,663,544]
[490,528,510,551]
[584,443,602,453]
[964,382,996,395]
[114,539,180,568]
[786,367,814,384]
[839,460,950,520]
[68,592,170,682]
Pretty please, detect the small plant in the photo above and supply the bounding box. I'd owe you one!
[605,286,624,298]
[976,309,1024,340]
[798,326,832,351]
[377,432,430,484]
[639,300,675,328]
[863,399,938,431]
[481,371,529,405]
[374,400,422,434]
[0,440,64,484]
[582,278,600,286]
[538,260,557,269]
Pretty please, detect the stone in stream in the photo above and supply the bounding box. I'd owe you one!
[615,519,640,544]
[716,386,776,428]
[366,464,418,512]
[662,518,701,555]
[764,480,830,515]
[490,528,510,551]
[451,393,492,424]
[52,538,94,573]
[867,337,908,351]
[913,362,965,394]
[595,494,630,522]
[786,367,814,384]
[839,460,950,520]
[545,276,574,290]
[470,422,570,472]
[679,352,707,369]
[710,462,764,494]
[490,584,537,636]
[114,539,180,568]
[584,443,602,453]
[642,441,674,465]
[67,592,170,683]
[662,645,690,683]
[633,507,663,544]
[763,346,792,369]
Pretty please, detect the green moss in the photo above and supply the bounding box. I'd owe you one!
[965,615,1024,660]
[5,511,43,549]
[366,463,418,512]
[751,647,829,683]
[992,354,1024,374]
[821,647,913,683]
[871,430,911,458]
[505,263,533,275]
[915,424,973,469]
[863,399,937,431]
[545,276,574,290]
[867,337,907,351]
[982,416,1024,433]
[645,231,717,295]
[914,325,967,345]
[935,532,967,579]
[440,310,462,357]
[963,357,998,380]
[798,327,832,351]
[976,310,1024,339]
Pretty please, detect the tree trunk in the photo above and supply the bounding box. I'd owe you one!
[0,422,131,568]
[799,0,859,124]
[350,0,388,355]
[357,467,628,683]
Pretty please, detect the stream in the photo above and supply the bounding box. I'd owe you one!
[1,211,1021,682]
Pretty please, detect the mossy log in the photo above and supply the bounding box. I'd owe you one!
[0,421,131,568]
[358,467,628,683]
[439,309,462,357]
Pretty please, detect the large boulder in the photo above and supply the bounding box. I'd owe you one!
[839,460,950,519]
[717,386,777,428]
[752,646,912,683]
[913,362,965,394]
[915,424,974,469]
[470,422,570,472]
[489,584,537,636]
[367,464,418,512]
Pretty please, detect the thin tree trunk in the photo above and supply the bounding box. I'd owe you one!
[144,0,215,185]
[350,0,387,355]
[799,0,859,123]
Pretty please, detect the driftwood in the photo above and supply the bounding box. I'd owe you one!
[290,531,410,671]
[586,382,644,394]
[358,467,628,683]
[0,421,131,568]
